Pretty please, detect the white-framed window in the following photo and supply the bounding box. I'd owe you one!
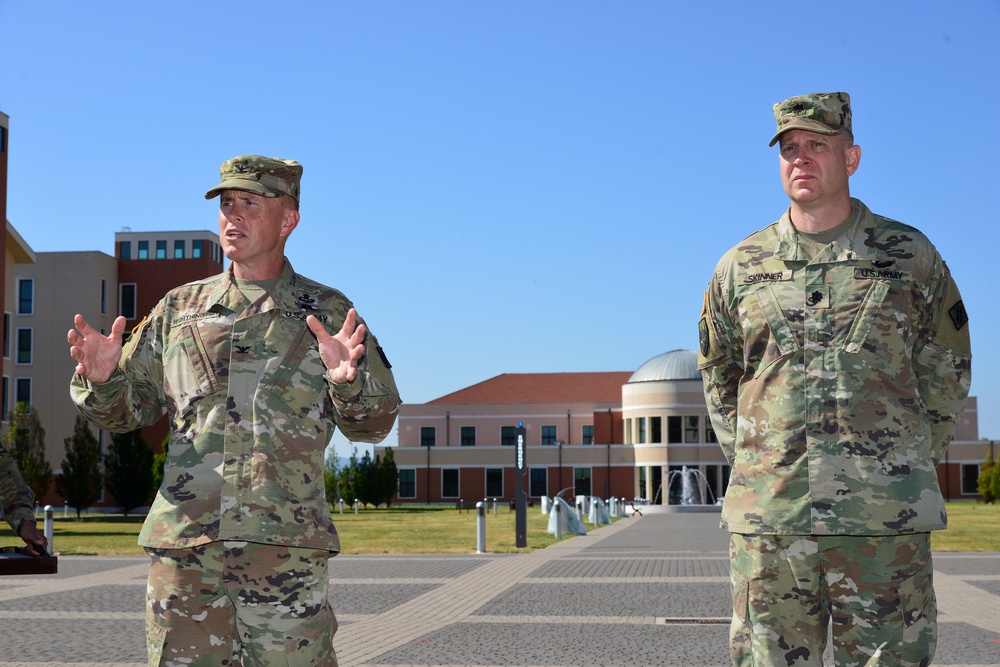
[398,469,416,499]
[529,468,548,498]
[441,469,460,498]
[961,463,981,495]
[541,425,557,445]
[14,377,31,407]
[3,313,10,359]
[582,425,594,445]
[1,376,8,422]
[574,467,592,496]
[120,284,138,319]
[651,416,662,443]
[174,240,185,259]
[461,426,476,447]
[501,425,517,446]
[685,416,700,443]
[637,417,646,444]
[15,328,32,365]
[101,279,108,315]
[420,426,436,447]
[17,278,33,315]
[138,241,149,260]
[485,468,503,498]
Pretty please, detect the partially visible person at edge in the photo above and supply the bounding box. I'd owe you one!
[68,155,400,666]
[698,92,972,667]
[1,441,48,556]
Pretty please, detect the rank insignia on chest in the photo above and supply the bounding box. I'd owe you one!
[805,286,830,309]
[297,293,319,312]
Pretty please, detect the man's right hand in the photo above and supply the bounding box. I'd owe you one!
[67,314,126,384]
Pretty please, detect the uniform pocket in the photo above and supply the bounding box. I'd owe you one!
[897,558,937,666]
[749,285,800,379]
[843,280,890,355]
[282,602,338,667]
[144,605,169,667]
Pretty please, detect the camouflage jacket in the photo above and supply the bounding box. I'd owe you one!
[0,442,35,534]
[698,199,972,536]
[71,261,400,552]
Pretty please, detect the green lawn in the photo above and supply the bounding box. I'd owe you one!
[2,502,997,556]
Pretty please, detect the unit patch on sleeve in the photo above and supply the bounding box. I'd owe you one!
[948,300,969,331]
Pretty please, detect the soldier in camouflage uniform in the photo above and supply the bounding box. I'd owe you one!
[0,441,48,556]
[68,155,400,667]
[698,93,972,667]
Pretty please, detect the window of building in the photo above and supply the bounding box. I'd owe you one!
[156,240,167,259]
[685,416,700,443]
[3,313,9,359]
[398,469,416,499]
[15,328,32,365]
[420,426,436,447]
[461,426,476,447]
[529,468,548,497]
[192,239,204,259]
[651,416,662,443]
[15,378,31,406]
[1,376,8,422]
[0,127,5,153]
[485,468,503,498]
[138,241,149,260]
[624,418,632,445]
[637,417,646,444]
[17,279,33,315]
[501,425,517,446]
[667,416,683,443]
[441,469,460,498]
[174,240,185,259]
[961,464,981,495]
[574,467,592,496]
[101,279,108,315]
[541,425,557,445]
[120,284,137,319]
[705,420,719,443]
[582,425,594,445]
[120,241,131,260]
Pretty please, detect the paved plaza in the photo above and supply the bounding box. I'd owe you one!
[0,512,997,666]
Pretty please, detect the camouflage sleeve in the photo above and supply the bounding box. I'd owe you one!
[70,308,168,433]
[914,258,972,464]
[0,442,36,533]
[698,270,743,464]
[327,326,401,444]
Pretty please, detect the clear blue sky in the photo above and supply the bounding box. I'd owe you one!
[2,2,997,459]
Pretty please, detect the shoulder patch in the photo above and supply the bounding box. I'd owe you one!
[948,300,968,331]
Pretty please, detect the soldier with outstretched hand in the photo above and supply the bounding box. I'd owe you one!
[69,155,400,667]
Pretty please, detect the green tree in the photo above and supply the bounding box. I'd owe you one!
[324,455,339,506]
[379,447,399,508]
[151,436,170,494]
[338,446,359,506]
[356,450,375,508]
[55,415,103,519]
[105,430,154,516]
[979,450,998,504]
[6,402,52,503]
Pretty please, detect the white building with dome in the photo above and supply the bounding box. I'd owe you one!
[390,350,729,506]
[388,350,985,506]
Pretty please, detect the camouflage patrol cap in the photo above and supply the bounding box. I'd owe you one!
[769,92,852,147]
[204,155,303,202]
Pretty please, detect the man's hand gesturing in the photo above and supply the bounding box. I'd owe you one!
[307,308,366,385]
[68,314,127,384]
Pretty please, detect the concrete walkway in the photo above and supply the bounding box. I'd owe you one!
[0,512,997,666]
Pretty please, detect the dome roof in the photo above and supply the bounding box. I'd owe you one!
[628,349,700,383]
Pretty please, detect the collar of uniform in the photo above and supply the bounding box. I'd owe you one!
[202,260,301,313]
[774,198,878,262]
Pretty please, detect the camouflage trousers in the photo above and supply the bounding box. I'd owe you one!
[145,541,338,667]
[729,533,935,667]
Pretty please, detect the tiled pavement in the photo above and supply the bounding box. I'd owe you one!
[0,512,997,666]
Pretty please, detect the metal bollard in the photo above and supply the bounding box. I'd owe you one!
[476,501,487,554]
[354,499,359,514]
[44,505,54,553]
[338,499,344,514]
[554,501,563,540]
[64,502,69,518]
[493,497,498,515]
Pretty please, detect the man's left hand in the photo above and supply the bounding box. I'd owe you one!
[307,308,366,385]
